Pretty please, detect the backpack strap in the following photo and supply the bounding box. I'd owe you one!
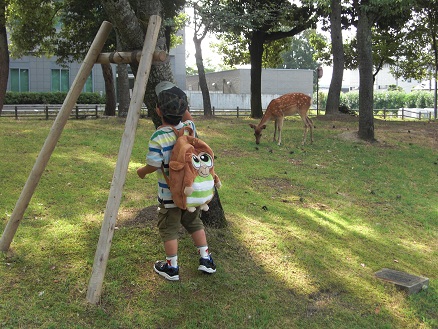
[159,125,192,187]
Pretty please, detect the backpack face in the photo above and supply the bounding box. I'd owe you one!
[166,127,220,212]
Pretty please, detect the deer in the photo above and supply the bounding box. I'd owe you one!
[249,92,313,146]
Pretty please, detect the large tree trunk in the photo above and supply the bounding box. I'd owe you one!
[325,0,344,115]
[117,63,130,117]
[194,35,212,116]
[357,4,375,141]
[0,5,9,115]
[249,31,265,118]
[101,63,116,116]
[102,0,226,227]
[116,32,130,117]
[101,0,164,127]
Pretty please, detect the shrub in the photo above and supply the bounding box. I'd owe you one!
[316,90,434,110]
[5,92,105,104]
[374,91,407,109]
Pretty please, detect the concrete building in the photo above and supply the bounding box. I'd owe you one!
[318,64,424,93]
[7,29,186,95]
[186,68,313,96]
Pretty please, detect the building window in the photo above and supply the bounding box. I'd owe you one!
[10,68,29,92]
[51,69,70,92]
[83,73,93,92]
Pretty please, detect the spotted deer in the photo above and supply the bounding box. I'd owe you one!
[249,93,313,146]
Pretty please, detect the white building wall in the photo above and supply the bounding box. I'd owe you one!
[319,65,423,93]
[186,92,287,110]
[187,68,313,96]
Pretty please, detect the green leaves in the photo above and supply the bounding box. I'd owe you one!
[7,0,59,58]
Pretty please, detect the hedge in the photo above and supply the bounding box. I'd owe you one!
[4,92,105,105]
[314,90,435,111]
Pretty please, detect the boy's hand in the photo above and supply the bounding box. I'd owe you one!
[137,166,148,179]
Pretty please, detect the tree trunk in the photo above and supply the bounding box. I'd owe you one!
[194,35,212,116]
[0,5,9,115]
[200,187,226,228]
[249,31,265,118]
[117,63,130,117]
[357,5,375,141]
[101,0,165,128]
[101,63,116,116]
[116,32,130,117]
[326,0,344,115]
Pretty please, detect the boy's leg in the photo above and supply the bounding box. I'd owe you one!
[182,209,217,274]
[154,206,181,281]
[191,229,207,247]
[164,239,178,256]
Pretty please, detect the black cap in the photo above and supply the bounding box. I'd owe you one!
[155,81,188,118]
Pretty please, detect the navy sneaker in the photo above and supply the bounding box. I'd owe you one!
[154,261,179,281]
[198,255,216,274]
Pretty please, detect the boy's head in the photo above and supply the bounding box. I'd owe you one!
[155,81,188,125]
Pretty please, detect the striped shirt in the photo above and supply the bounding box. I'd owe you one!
[146,120,196,208]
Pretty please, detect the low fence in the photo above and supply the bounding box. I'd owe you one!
[345,108,435,120]
[0,104,105,120]
[1,104,435,121]
[189,107,320,117]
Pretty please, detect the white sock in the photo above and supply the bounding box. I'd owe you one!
[166,255,178,268]
[198,246,210,259]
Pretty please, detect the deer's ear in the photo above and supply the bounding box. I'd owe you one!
[261,125,267,130]
[249,124,256,129]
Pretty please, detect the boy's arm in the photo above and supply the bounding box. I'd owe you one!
[183,109,193,121]
[137,164,159,179]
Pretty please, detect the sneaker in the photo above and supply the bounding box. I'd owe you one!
[154,261,179,281]
[198,255,216,274]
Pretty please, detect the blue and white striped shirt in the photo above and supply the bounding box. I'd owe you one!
[146,120,196,208]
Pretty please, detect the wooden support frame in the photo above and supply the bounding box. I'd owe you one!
[0,15,164,305]
[0,21,113,252]
[86,15,162,304]
[96,50,167,64]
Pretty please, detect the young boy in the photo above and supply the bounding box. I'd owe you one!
[137,81,216,281]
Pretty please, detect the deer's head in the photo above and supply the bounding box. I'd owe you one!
[249,124,267,144]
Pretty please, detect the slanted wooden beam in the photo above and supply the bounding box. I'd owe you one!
[96,50,167,64]
[0,21,113,252]
[86,15,162,305]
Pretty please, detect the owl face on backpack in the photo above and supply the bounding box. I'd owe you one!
[192,152,213,177]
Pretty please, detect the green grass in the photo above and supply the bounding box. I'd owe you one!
[1,116,437,329]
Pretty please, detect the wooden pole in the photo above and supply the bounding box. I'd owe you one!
[0,21,113,252]
[86,15,161,305]
[96,50,167,64]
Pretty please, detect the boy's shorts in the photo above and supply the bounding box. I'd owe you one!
[157,205,204,241]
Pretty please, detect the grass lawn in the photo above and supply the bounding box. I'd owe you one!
[0,115,437,329]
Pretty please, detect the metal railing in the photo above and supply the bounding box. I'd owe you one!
[1,105,435,121]
[0,104,104,119]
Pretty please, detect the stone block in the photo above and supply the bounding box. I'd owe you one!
[375,268,429,294]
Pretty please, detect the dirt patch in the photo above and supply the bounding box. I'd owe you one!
[118,205,158,228]
[338,130,362,143]
[307,289,345,317]
[335,120,438,149]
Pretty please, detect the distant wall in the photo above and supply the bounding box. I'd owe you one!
[186,68,313,96]
[186,92,313,110]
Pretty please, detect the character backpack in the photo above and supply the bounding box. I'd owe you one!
[161,126,221,212]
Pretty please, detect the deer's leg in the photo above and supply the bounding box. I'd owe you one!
[299,114,308,145]
[277,116,284,145]
[306,116,314,143]
[273,118,278,142]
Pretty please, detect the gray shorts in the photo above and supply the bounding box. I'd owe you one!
[157,205,204,241]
